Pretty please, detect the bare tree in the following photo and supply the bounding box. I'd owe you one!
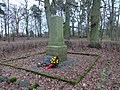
[23,0,29,40]
[7,0,10,42]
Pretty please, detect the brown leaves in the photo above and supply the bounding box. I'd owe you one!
[0,39,120,90]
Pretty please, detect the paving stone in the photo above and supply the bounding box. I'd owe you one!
[14,79,21,85]
[43,55,53,66]
[36,86,46,90]
[0,76,9,83]
[20,79,30,88]
[57,58,78,70]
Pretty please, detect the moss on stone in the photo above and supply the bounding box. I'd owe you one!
[0,54,100,85]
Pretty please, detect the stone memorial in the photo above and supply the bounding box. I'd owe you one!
[46,16,67,62]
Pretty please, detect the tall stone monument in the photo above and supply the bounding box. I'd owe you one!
[46,16,67,62]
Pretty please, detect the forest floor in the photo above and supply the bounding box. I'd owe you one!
[0,38,120,90]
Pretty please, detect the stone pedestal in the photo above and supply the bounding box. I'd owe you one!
[46,16,67,62]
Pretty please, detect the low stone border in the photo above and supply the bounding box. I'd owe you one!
[0,51,97,63]
[0,52,45,63]
[0,52,100,85]
[0,75,45,90]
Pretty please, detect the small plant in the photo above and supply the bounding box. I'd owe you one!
[29,82,39,90]
[96,83,102,90]
[100,68,108,88]
[9,76,17,83]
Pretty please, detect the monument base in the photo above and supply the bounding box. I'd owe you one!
[46,45,67,62]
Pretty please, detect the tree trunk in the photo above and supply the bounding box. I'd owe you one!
[100,15,103,42]
[44,0,51,35]
[88,0,101,49]
[64,0,70,40]
[117,4,120,41]
[38,13,42,37]
[86,1,91,40]
[109,0,115,41]
[16,21,19,37]
[35,18,37,37]
[7,0,10,42]
[25,0,29,40]
[78,14,82,38]
[86,14,90,39]
[26,15,29,40]
[12,32,15,42]
[72,21,75,36]
[78,1,82,38]
[78,21,81,37]
[4,15,7,41]
[100,3,107,42]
